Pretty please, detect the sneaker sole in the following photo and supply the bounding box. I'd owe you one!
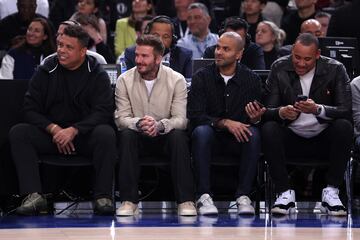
[116,207,139,216]
[271,206,296,215]
[178,210,197,216]
[320,206,347,216]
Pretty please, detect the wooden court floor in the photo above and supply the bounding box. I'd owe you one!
[1,212,360,240]
[0,226,358,240]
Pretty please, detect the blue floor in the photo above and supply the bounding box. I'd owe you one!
[0,213,358,229]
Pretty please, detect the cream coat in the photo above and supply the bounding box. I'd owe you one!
[114,64,188,134]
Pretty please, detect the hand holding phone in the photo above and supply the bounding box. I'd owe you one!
[296,95,308,102]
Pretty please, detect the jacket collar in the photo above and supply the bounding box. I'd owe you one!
[214,63,248,87]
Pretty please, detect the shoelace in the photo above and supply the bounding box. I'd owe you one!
[324,190,342,206]
[201,196,214,206]
[274,192,291,205]
[238,197,250,205]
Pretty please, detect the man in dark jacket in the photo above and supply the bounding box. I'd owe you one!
[124,15,193,79]
[259,33,352,216]
[9,25,117,216]
[187,32,264,215]
[202,16,265,70]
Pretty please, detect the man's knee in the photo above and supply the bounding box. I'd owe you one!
[261,121,281,137]
[191,125,214,141]
[9,123,34,142]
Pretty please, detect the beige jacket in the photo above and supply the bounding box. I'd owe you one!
[114,64,188,133]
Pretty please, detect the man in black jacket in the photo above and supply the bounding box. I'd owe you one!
[202,16,265,70]
[9,25,117,216]
[188,32,264,215]
[260,33,352,216]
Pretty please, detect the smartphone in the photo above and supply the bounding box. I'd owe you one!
[296,95,308,102]
[254,100,264,108]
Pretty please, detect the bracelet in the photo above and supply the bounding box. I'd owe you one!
[50,124,58,133]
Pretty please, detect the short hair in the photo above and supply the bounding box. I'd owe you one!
[188,2,209,16]
[71,12,100,32]
[295,33,319,49]
[260,21,286,48]
[63,25,90,48]
[221,31,245,50]
[221,16,249,33]
[315,11,331,19]
[144,15,175,36]
[136,34,165,56]
[60,20,81,27]
[258,0,268,4]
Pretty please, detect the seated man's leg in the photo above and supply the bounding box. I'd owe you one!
[9,123,58,215]
[262,121,295,214]
[116,128,140,216]
[234,126,261,215]
[320,119,352,216]
[166,129,196,216]
[84,124,117,215]
[191,125,218,215]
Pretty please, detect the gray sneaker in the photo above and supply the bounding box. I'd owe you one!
[236,196,255,215]
[16,192,48,216]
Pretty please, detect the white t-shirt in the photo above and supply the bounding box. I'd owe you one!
[220,73,235,85]
[144,79,156,97]
[289,67,328,138]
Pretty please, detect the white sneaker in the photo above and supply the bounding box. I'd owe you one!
[116,201,139,216]
[196,194,218,215]
[178,201,197,216]
[236,196,255,215]
[271,189,296,215]
[320,187,347,216]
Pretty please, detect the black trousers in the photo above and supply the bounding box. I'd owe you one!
[9,123,117,198]
[261,119,353,194]
[117,129,195,203]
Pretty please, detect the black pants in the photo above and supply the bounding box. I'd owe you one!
[261,119,353,193]
[9,123,117,198]
[117,129,195,203]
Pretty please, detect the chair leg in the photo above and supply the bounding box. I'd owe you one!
[264,160,272,214]
[345,158,353,215]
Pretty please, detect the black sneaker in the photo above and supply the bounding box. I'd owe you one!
[271,189,296,215]
[320,187,347,216]
[16,193,48,216]
[94,197,114,215]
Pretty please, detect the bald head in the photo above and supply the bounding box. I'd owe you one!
[220,31,245,51]
[300,19,323,37]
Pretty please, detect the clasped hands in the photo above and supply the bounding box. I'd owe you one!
[136,115,163,137]
[47,124,78,155]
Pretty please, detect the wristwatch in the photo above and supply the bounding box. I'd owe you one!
[315,105,322,115]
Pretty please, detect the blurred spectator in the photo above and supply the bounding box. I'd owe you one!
[281,0,317,45]
[327,0,360,58]
[71,12,115,63]
[255,20,285,69]
[301,19,324,37]
[104,0,132,32]
[241,0,267,41]
[124,16,193,78]
[0,0,50,51]
[262,0,290,27]
[0,18,55,79]
[0,0,49,19]
[114,0,153,58]
[73,0,107,43]
[42,20,107,64]
[176,2,218,59]
[315,12,331,36]
[173,0,195,38]
[134,15,153,37]
[49,0,77,30]
[203,17,265,70]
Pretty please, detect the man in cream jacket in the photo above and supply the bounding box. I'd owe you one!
[114,34,196,217]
